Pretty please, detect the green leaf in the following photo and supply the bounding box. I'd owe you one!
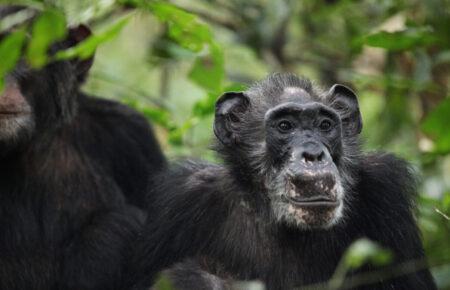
[149,2,212,52]
[120,1,213,52]
[168,118,198,145]
[443,192,450,212]
[56,15,131,61]
[223,83,247,92]
[141,106,176,130]
[422,98,450,154]
[122,98,176,130]
[343,238,392,269]
[0,29,26,92]
[26,9,67,68]
[363,27,437,51]
[153,274,175,290]
[192,92,217,117]
[188,43,224,93]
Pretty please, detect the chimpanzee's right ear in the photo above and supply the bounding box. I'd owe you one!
[67,24,93,83]
[213,92,250,147]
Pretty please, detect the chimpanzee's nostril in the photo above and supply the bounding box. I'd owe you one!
[318,151,324,162]
[302,150,325,163]
[302,152,316,163]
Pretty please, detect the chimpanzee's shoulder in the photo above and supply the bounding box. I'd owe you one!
[359,152,416,185]
[356,152,417,209]
[80,95,149,127]
[156,160,229,191]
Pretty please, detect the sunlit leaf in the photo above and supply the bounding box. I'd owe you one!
[122,98,176,130]
[363,27,437,51]
[192,92,217,117]
[120,0,212,52]
[169,118,198,145]
[0,29,26,92]
[443,193,450,211]
[343,238,392,269]
[55,15,131,61]
[189,43,224,93]
[422,98,450,154]
[149,2,212,52]
[26,9,67,68]
[141,107,176,130]
[153,274,175,290]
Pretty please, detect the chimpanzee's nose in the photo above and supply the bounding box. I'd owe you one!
[298,142,331,165]
[302,150,325,163]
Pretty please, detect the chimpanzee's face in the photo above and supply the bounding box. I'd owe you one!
[0,61,78,150]
[214,74,362,229]
[0,9,92,151]
[0,75,35,146]
[263,87,345,229]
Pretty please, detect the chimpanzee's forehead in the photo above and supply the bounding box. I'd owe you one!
[279,86,314,104]
[245,74,324,108]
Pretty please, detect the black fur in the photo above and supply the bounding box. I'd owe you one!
[154,259,231,290]
[0,5,165,289]
[128,74,435,290]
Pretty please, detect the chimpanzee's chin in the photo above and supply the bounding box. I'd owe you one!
[272,192,344,229]
[292,201,342,228]
[0,116,35,150]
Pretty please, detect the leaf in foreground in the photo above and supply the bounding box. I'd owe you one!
[0,29,26,92]
[26,9,67,68]
[55,15,131,61]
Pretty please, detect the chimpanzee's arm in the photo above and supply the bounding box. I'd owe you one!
[59,206,145,290]
[350,153,436,290]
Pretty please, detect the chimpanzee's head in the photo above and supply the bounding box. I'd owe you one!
[0,5,93,151]
[214,74,362,229]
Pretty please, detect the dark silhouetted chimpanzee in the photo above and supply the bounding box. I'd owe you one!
[127,74,436,290]
[0,5,165,290]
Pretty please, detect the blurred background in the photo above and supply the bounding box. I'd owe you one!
[1,0,449,288]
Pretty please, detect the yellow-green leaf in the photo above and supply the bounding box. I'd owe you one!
[56,15,131,61]
[26,9,67,68]
[0,29,26,92]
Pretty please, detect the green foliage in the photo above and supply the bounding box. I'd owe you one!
[343,239,392,269]
[149,1,212,53]
[26,9,66,67]
[56,15,131,61]
[363,27,437,51]
[189,42,224,93]
[422,98,450,154]
[0,29,26,91]
[152,274,175,290]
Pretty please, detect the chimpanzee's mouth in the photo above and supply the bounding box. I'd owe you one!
[286,195,339,208]
[282,173,340,209]
[0,111,30,117]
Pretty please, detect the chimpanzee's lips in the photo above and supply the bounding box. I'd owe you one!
[0,111,29,116]
[286,195,338,207]
[0,112,20,114]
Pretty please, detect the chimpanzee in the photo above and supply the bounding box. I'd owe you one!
[127,74,436,290]
[0,5,165,290]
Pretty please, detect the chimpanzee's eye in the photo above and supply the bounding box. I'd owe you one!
[319,120,332,131]
[277,120,294,133]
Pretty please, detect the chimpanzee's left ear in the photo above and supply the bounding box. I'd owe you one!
[328,84,363,136]
[67,24,94,83]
